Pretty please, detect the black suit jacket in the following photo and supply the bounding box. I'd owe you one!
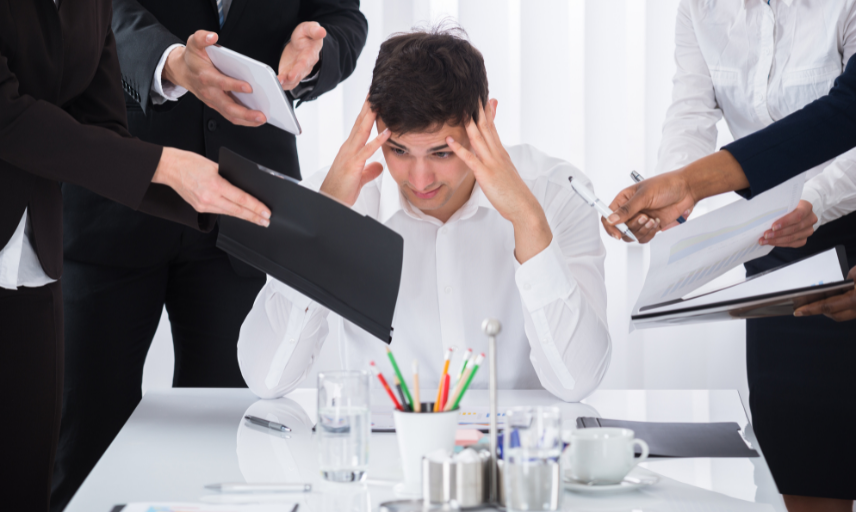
[0,0,208,280]
[62,0,367,269]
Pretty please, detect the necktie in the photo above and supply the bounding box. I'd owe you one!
[216,0,226,27]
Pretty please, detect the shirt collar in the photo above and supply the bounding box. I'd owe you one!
[376,163,496,226]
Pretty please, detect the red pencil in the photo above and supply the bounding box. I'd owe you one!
[440,373,451,411]
[370,361,403,411]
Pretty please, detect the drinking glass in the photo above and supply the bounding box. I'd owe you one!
[317,370,370,483]
[502,406,563,511]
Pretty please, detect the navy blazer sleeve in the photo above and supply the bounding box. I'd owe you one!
[725,54,856,199]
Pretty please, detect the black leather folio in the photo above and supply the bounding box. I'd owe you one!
[576,417,759,458]
[216,148,404,343]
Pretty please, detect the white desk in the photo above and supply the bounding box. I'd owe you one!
[65,389,785,512]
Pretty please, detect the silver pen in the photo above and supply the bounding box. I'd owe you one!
[630,171,686,224]
[205,482,312,493]
[568,177,637,241]
[245,415,291,432]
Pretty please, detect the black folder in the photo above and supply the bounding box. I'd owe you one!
[576,417,759,458]
[216,148,404,343]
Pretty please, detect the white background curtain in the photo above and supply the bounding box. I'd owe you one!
[143,0,750,414]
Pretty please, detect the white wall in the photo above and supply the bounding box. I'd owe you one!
[143,0,750,414]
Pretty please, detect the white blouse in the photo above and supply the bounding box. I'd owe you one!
[656,0,856,227]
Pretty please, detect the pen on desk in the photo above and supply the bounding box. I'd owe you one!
[568,176,637,241]
[244,415,291,432]
[386,347,413,409]
[371,361,403,411]
[434,347,453,412]
[630,170,686,224]
[412,360,421,412]
[205,483,311,493]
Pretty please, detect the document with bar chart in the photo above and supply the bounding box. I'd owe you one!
[632,174,815,328]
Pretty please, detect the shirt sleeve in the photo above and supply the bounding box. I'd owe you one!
[150,44,188,105]
[654,0,723,174]
[237,278,331,399]
[798,1,856,228]
[513,167,612,402]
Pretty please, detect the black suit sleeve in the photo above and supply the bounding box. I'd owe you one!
[295,0,368,104]
[112,0,183,114]
[725,54,856,199]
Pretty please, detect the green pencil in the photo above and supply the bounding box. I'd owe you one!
[446,352,485,411]
[386,347,413,408]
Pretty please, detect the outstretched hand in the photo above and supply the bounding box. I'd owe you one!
[278,22,326,90]
[319,100,390,207]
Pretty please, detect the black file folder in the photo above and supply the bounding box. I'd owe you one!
[576,417,759,458]
[216,148,404,343]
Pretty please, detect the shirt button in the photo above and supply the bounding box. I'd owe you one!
[207,119,218,131]
[289,338,296,344]
[451,344,460,351]
[444,286,452,294]
[439,228,446,235]
[523,283,531,291]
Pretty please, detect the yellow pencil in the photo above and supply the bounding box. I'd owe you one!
[412,360,421,412]
[433,347,453,412]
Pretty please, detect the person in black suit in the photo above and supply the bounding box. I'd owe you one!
[0,1,271,510]
[51,1,367,510]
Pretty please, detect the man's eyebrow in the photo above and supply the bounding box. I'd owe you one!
[428,143,449,152]
[387,139,407,150]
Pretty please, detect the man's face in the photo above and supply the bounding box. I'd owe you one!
[377,119,476,222]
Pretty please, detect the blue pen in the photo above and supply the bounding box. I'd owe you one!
[630,171,686,224]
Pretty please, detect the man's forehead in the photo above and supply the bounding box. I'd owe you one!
[385,124,466,150]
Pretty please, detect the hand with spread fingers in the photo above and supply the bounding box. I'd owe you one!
[163,31,266,127]
[445,99,552,263]
[320,100,390,207]
[759,200,817,248]
[278,22,327,91]
[794,265,856,322]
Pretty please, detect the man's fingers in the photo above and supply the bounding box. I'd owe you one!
[189,30,218,50]
[606,186,647,225]
[600,217,626,241]
[361,161,384,186]
[446,136,487,174]
[463,118,490,161]
[629,214,660,242]
[219,96,266,126]
[795,290,855,318]
[357,128,390,161]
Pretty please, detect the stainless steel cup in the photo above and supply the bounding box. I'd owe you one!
[423,449,490,508]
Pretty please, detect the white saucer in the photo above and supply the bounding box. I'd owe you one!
[563,471,658,494]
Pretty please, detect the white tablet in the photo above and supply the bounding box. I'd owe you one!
[205,45,302,135]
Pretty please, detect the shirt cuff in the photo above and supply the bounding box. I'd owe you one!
[269,277,318,313]
[514,238,577,312]
[151,44,189,105]
[800,184,825,231]
[289,59,322,99]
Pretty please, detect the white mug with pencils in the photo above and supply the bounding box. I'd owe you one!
[370,347,485,495]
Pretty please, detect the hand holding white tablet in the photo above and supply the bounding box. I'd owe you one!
[163,31,267,127]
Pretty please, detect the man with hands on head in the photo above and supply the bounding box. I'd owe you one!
[52,1,367,510]
[237,28,611,403]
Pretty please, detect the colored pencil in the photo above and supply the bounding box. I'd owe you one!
[386,348,413,409]
[412,360,421,413]
[445,353,485,411]
[370,361,402,411]
[456,348,473,381]
[433,347,454,412]
[440,373,451,411]
[394,376,411,412]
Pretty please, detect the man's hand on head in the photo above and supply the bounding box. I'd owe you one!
[279,22,326,91]
[162,31,266,127]
[445,99,552,263]
[319,100,390,207]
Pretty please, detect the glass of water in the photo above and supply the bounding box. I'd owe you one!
[317,370,370,483]
[503,406,563,511]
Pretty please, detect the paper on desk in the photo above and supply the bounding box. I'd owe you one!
[118,504,296,512]
[633,174,804,319]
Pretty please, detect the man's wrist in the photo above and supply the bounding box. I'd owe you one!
[162,46,187,89]
[511,202,552,264]
[152,147,176,186]
[683,150,750,201]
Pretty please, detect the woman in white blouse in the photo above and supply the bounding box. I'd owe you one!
[656,1,856,511]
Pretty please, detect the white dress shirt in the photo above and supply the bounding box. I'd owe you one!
[656,0,856,227]
[237,144,611,402]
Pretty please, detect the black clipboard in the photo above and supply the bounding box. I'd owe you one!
[216,148,403,343]
[633,246,854,325]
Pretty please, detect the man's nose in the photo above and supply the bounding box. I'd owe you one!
[409,160,435,190]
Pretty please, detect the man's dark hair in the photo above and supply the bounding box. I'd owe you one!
[368,25,489,134]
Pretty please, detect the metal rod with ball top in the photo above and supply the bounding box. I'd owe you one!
[482,318,501,505]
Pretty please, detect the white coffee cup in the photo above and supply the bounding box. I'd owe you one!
[566,427,649,485]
